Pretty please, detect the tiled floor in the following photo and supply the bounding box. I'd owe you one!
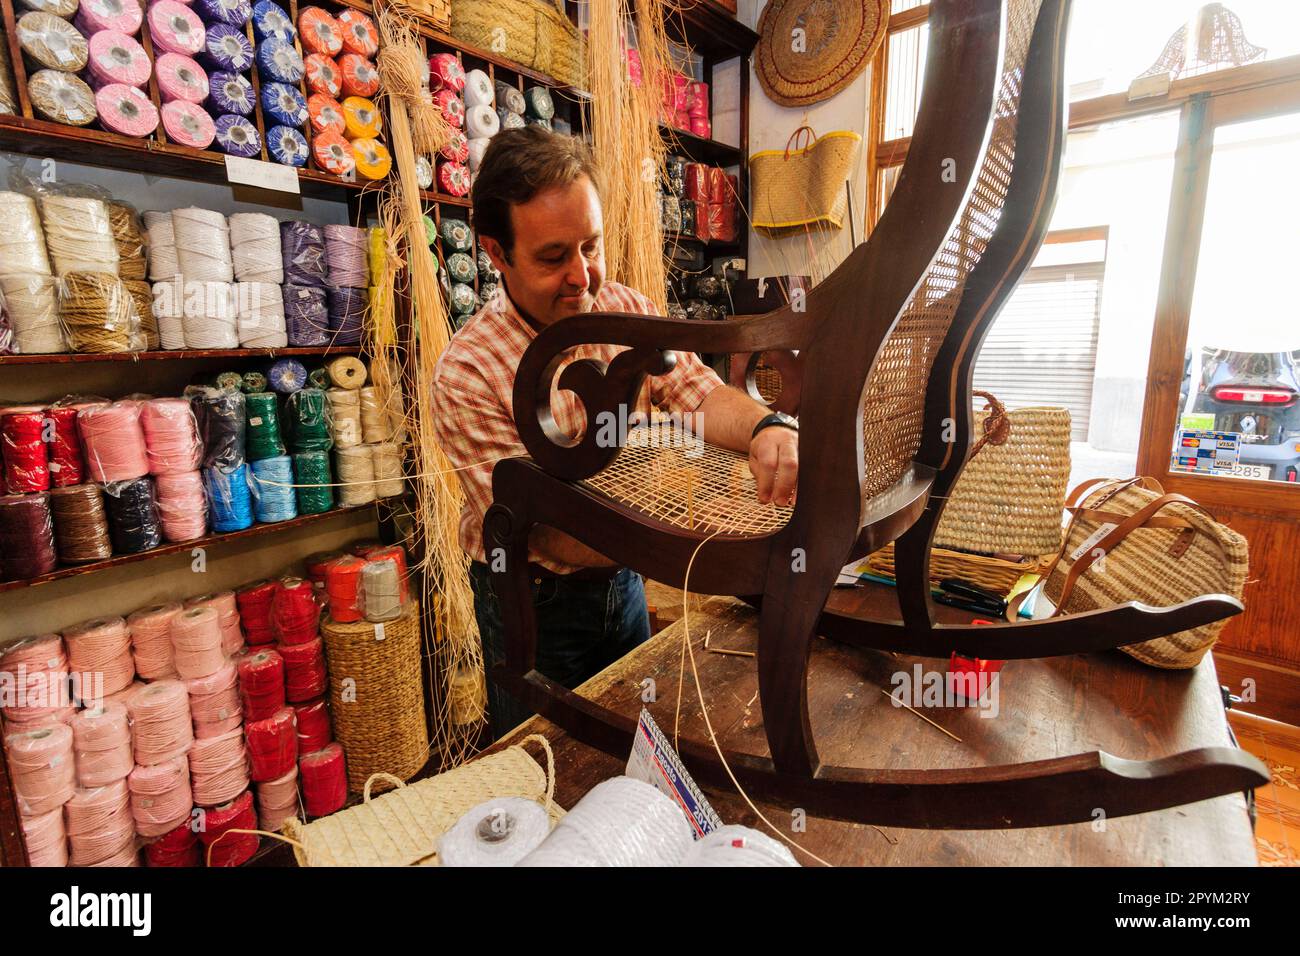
[1228,710,1300,866]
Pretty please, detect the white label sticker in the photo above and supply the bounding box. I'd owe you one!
[224,155,301,195]
[1071,522,1118,562]
[249,416,263,426]
[373,622,386,641]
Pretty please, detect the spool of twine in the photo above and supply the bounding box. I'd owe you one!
[122,279,160,350]
[245,391,286,460]
[141,397,204,475]
[228,212,284,283]
[370,442,404,498]
[234,280,287,348]
[181,279,238,349]
[170,605,225,680]
[190,386,246,470]
[6,723,76,815]
[255,765,298,831]
[40,195,118,276]
[106,202,148,281]
[27,69,97,126]
[186,661,242,737]
[448,666,487,726]
[127,679,193,766]
[65,778,136,866]
[126,602,182,680]
[360,558,401,622]
[279,638,325,703]
[62,615,134,698]
[292,697,331,754]
[185,590,243,657]
[325,388,362,448]
[439,796,551,866]
[171,207,233,283]
[16,11,89,71]
[0,273,64,353]
[287,387,331,452]
[127,754,192,836]
[292,450,333,514]
[0,632,68,726]
[78,401,149,482]
[358,386,393,443]
[0,192,52,276]
[151,277,186,349]
[69,701,133,788]
[44,405,85,488]
[103,475,163,554]
[188,726,249,807]
[154,469,207,543]
[0,493,58,580]
[325,355,366,389]
[59,271,134,353]
[323,224,368,287]
[20,806,67,867]
[199,789,259,866]
[48,483,113,563]
[245,707,296,781]
[142,210,180,281]
[334,444,375,505]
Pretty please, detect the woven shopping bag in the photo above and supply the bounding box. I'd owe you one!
[451,0,584,88]
[750,126,861,239]
[283,735,564,866]
[1030,476,1249,669]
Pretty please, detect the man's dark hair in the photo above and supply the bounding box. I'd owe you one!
[470,126,602,262]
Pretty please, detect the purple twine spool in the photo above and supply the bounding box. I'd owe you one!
[201,23,254,73]
[323,225,368,288]
[326,286,366,345]
[207,70,254,115]
[215,113,260,157]
[280,220,329,287]
[283,284,329,346]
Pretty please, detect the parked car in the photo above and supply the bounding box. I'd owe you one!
[1185,348,1300,482]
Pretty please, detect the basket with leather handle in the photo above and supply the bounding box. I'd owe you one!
[750,125,861,239]
[451,0,584,88]
[1023,476,1249,669]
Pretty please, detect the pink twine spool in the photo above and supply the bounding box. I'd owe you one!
[155,470,207,543]
[155,52,209,103]
[66,778,136,866]
[87,843,141,866]
[106,679,146,709]
[186,659,241,737]
[20,806,67,867]
[160,100,215,148]
[0,633,70,725]
[186,591,242,657]
[188,726,249,807]
[126,679,193,765]
[255,764,298,831]
[77,0,145,36]
[6,723,76,815]
[147,0,204,56]
[70,701,133,787]
[126,602,181,679]
[62,616,135,699]
[86,31,152,88]
[170,605,225,679]
[141,398,203,475]
[128,754,192,836]
[95,83,160,137]
[77,402,149,483]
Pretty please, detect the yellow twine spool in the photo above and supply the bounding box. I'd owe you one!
[59,271,134,353]
[351,137,391,181]
[107,202,148,282]
[122,279,159,351]
[342,96,382,139]
[326,355,367,389]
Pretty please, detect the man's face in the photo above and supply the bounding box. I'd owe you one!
[480,175,605,329]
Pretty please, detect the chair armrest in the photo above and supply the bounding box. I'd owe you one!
[512,306,814,481]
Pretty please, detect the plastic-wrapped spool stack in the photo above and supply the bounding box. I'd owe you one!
[334,444,374,505]
[104,202,148,284]
[149,0,204,55]
[172,207,232,282]
[247,707,296,781]
[17,11,88,71]
[235,579,278,646]
[1,273,63,353]
[215,114,260,157]
[227,213,282,282]
[307,91,344,134]
[41,195,118,276]
[292,697,331,754]
[128,754,191,837]
[341,95,381,139]
[77,402,148,483]
[351,136,391,182]
[141,397,204,475]
[43,405,85,487]
[321,601,425,792]
[323,555,362,623]
[181,280,237,348]
[465,103,498,140]
[69,701,132,788]
[285,387,331,451]
[27,69,97,126]
[298,742,346,816]
[5,723,75,816]
[256,35,304,84]
[201,22,254,73]
[48,483,113,563]
[266,124,308,166]
[280,220,327,286]
[75,0,144,37]
[189,727,249,807]
[198,0,253,27]
[283,284,328,345]
[126,602,182,680]
[151,277,186,349]
[279,637,325,702]
[271,576,320,645]
[154,469,206,544]
[244,391,285,461]
[359,557,401,622]
[323,224,367,288]
[463,68,493,108]
[261,79,307,126]
[169,605,224,680]
[102,476,162,553]
[256,765,298,831]
[187,590,242,656]
[155,52,209,103]
[20,807,67,867]
[291,450,333,515]
[311,129,354,176]
[207,70,254,115]
[238,647,284,720]
[517,776,696,866]
[325,388,361,448]
[63,614,134,698]
[142,210,179,280]
[337,53,377,98]
[249,455,297,522]
[205,463,253,530]
[58,272,134,353]
[304,51,339,96]
[161,100,216,148]
[3,408,49,492]
[235,281,287,347]
[0,191,52,273]
[0,633,70,727]
[122,278,160,349]
[198,792,260,865]
[190,386,246,469]
[252,0,295,42]
[65,778,137,866]
[0,493,58,579]
[439,797,551,866]
[126,678,193,766]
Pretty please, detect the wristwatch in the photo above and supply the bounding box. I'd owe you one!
[751,411,799,440]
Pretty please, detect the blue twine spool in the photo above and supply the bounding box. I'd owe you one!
[204,463,254,532]
[267,357,309,393]
[251,0,295,42]
[249,456,297,523]
[266,124,308,166]
[256,36,304,84]
[261,81,306,126]
[197,0,252,28]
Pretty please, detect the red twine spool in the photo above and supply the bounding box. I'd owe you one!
[271,577,321,644]
[199,789,259,866]
[304,550,343,587]
[145,818,200,867]
[292,697,331,755]
[0,493,58,581]
[3,411,50,493]
[299,742,346,817]
[237,648,285,722]
[324,555,365,623]
[245,706,296,782]
[279,637,326,703]
[44,406,86,488]
[235,579,279,645]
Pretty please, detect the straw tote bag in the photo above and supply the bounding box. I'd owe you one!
[1026,476,1249,669]
[750,126,861,238]
[451,0,584,88]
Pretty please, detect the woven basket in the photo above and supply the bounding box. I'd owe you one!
[865,544,1053,596]
[283,735,563,866]
[1045,478,1249,669]
[751,127,861,239]
[321,602,429,794]
[451,0,584,88]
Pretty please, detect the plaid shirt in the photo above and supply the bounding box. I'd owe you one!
[431,281,724,573]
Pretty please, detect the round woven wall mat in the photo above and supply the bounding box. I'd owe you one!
[321,601,428,794]
[755,0,888,108]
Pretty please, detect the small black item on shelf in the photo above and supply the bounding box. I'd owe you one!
[679,199,697,236]
[103,476,163,554]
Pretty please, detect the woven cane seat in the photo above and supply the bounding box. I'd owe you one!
[581,421,793,536]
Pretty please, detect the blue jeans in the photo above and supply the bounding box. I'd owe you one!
[469,561,651,740]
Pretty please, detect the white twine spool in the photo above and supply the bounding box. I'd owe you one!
[234,280,287,347]
[463,69,494,108]
[360,558,402,622]
[0,273,65,352]
[517,776,695,867]
[170,207,233,283]
[150,277,186,349]
[0,191,52,277]
[41,195,119,276]
[467,137,490,173]
[465,103,499,140]
[439,797,550,866]
[335,444,376,505]
[681,825,800,867]
[180,279,237,348]
[142,210,180,281]
[370,442,404,499]
[326,388,362,448]
[228,212,283,283]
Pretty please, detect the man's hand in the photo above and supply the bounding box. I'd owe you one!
[749,426,798,506]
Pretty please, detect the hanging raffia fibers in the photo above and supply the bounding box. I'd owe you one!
[235,280,287,347]
[169,605,224,679]
[127,679,193,764]
[370,441,404,498]
[69,701,133,788]
[0,191,52,276]
[186,590,243,656]
[0,633,69,726]
[48,483,113,563]
[106,202,148,281]
[128,754,191,836]
[439,796,552,866]
[155,469,207,542]
[256,765,298,831]
[187,661,242,736]
[21,807,67,867]
[334,444,375,505]
[325,387,362,447]
[143,209,181,280]
[171,206,233,282]
[141,397,204,474]
[40,195,119,276]
[188,726,249,806]
[78,401,149,482]
[228,212,284,282]
[1,273,64,353]
[448,665,486,727]
[6,724,76,815]
[59,271,134,353]
[66,778,136,865]
[63,615,134,698]
[126,602,182,679]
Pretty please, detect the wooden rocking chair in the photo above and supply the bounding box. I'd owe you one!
[482,0,1269,828]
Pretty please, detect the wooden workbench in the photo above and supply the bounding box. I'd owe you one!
[487,584,1259,866]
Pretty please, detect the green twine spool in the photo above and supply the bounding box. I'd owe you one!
[288,387,332,452]
[214,371,244,392]
[423,214,437,247]
[307,366,330,390]
[245,392,286,461]
[293,451,334,515]
[241,371,268,393]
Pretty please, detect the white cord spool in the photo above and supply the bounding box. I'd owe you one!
[516,776,695,867]
[142,209,180,281]
[234,280,287,347]
[228,212,284,283]
[335,444,376,505]
[680,825,800,867]
[150,276,186,349]
[180,279,237,348]
[439,797,551,866]
[467,137,490,173]
[463,68,493,108]
[464,103,499,140]
[170,207,233,283]
[1,272,65,352]
[0,191,52,277]
[41,195,119,276]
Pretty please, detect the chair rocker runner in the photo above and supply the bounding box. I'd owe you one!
[482,0,1269,828]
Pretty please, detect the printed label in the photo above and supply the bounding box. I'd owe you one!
[1070,522,1118,562]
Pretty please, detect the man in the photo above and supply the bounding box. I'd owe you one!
[431,126,799,739]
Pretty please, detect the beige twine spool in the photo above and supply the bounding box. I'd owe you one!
[41,195,119,276]
[370,442,404,499]
[27,69,97,126]
[326,388,363,448]
[107,202,148,282]
[16,11,88,71]
[0,191,52,277]
[335,445,376,505]
[123,279,160,350]
[59,271,134,353]
[0,272,65,353]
